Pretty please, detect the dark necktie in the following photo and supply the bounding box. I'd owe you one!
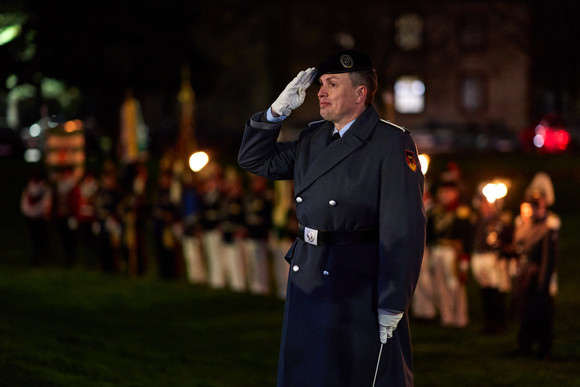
[330,132,341,143]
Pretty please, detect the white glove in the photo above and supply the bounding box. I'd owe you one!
[271,67,317,117]
[378,309,404,344]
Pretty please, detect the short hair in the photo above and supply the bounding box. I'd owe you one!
[349,68,378,106]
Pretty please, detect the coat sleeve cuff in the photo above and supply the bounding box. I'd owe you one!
[249,111,284,130]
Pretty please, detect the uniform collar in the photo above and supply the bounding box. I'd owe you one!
[295,105,380,195]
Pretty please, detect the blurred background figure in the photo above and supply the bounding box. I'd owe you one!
[53,168,80,267]
[470,180,513,335]
[510,172,559,360]
[20,169,53,266]
[95,162,123,273]
[219,167,246,292]
[200,162,225,289]
[507,196,535,312]
[270,180,295,300]
[181,168,206,285]
[152,163,181,280]
[77,170,99,268]
[120,162,150,277]
[243,174,273,295]
[427,162,472,328]
[412,177,437,321]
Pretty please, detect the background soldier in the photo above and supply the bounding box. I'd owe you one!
[427,162,472,328]
[470,181,513,334]
[243,174,273,295]
[511,172,559,360]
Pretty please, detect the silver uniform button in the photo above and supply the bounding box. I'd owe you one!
[293,265,300,272]
[323,270,330,276]
[296,196,303,203]
[328,200,337,207]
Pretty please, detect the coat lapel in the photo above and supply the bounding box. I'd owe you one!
[296,106,380,194]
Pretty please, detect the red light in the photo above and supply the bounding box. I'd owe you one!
[541,127,570,152]
[556,130,570,150]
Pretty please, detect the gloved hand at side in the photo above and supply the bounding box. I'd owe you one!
[271,67,317,117]
[378,309,404,344]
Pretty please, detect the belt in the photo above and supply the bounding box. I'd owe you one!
[298,224,379,246]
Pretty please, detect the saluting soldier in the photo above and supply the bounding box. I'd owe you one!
[238,50,426,387]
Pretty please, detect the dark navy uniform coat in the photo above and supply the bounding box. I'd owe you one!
[238,105,426,387]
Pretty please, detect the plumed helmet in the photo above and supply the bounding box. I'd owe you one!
[525,172,555,206]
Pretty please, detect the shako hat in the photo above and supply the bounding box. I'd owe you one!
[524,172,555,206]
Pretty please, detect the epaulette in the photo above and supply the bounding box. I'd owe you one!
[308,119,326,127]
[381,119,410,133]
[547,213,561,230]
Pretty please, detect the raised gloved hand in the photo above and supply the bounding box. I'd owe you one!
[378,309,404,344]
[271,67,317,117]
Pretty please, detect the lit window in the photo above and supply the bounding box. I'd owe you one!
[395,13,424,51]
[459,75,486,113]
[394,76,425,114]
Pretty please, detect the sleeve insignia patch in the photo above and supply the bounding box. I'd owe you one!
[406,150,417,172]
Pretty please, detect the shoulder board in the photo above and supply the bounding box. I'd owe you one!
[308,119,326,127]
[380,119,410,133]
[547,213,561,230]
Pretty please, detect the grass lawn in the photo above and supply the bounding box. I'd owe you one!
[1,153,580,386]
[1,264,579,386]
[0,268,283,386]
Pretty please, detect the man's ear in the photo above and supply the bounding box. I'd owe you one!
[356,86,368,104]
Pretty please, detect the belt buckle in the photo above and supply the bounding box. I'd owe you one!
[304,227,318,246]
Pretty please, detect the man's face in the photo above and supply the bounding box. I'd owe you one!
[317,73,364,128]
[437,186,459,207]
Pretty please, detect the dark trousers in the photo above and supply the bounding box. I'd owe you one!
[481,288,507,334]
[518,320,554,358]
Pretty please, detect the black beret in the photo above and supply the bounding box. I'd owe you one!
[316,50,374,84]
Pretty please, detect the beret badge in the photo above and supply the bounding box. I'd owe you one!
[340,54,354,69]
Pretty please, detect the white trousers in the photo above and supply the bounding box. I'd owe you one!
[182,236,207,285]
[471,252,500,288]
[431,245,468,327]
[270,238,291,300]
[202,230,225,289]
[243,239,271,295]
[412,247,437,320]
[222,240,246,292]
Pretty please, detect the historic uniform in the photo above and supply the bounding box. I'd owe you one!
[427,166,472,328]
[411,188,436,321]
[200,165,226,289]
[270,179,297,300]
[239,102,425,386]
[21,171,53,266]
[181,171,207,285]
[219,169,247,292]
[470,189,513,334]
[95,169,122,273]
[512,172,559,359]
[243,174,274,295]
